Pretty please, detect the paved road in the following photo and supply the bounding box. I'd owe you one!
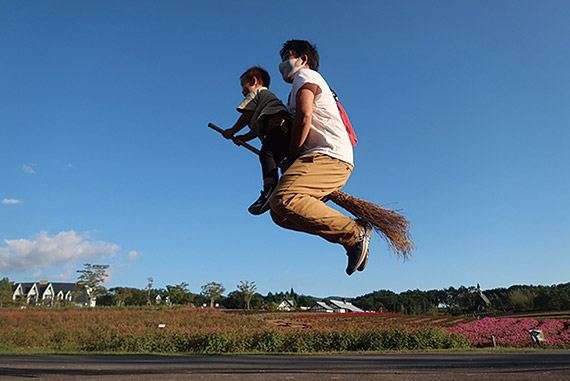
[1,351,570,380]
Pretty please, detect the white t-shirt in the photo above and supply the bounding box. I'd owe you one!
[287,69,353,165]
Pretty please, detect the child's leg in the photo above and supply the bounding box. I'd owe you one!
[248,139,281,215]
[261,124,291,182]
[248,125,291,215]
[260,125,290,186]
[259,143,278,187]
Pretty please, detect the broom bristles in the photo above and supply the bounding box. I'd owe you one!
[328,190,414,259]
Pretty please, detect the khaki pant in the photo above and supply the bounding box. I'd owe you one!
[269,153,362,248]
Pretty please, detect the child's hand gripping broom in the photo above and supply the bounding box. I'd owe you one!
[208,122,415,259]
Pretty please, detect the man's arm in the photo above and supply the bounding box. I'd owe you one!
[290,83,320,155]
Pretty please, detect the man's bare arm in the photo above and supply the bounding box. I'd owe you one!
[290,83,320,155]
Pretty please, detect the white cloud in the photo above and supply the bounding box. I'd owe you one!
[0,231,121,272]
[50,272,71,281]
[128,250,142,260]
[22,163,37,174]
[2,199,23,205]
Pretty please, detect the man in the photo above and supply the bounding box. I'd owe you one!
[269,40,372,275]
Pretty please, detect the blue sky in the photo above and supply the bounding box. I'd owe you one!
[1,1,569,298]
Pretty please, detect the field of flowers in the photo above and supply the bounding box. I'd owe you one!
[445,317,570,348]
[0,308,569,354]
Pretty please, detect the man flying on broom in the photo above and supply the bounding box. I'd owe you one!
[266,39,372,276]
[211,40,414,273]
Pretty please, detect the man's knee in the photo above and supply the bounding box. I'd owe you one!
[270,188,302,218]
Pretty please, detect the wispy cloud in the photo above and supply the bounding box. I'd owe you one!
[22,163,37,174]
[128,250,142,260]
[0,231,121,272]
[2,199,23,205]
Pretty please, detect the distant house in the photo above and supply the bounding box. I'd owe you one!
[155,294,171,305]
[310,301,334,313]
[11,281,90,307]
[310,299,364,314]
[277,299,296,311]
[12,282,39,304]
[328,299,364,313]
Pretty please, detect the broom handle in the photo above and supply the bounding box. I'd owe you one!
[209,121,341,197]
[207,122,261,155]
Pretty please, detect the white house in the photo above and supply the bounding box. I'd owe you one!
[310,301,334,313]
[277,299,295,311]
[309,299,364,314]
[12,282,39,304]
[11,281,90,306]
[328,299,364,313]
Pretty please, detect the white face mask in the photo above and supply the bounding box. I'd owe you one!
[279,58,303,81]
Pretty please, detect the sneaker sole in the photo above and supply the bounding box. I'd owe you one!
[357,252,369,272]
[357,224,372,271]
[248,195,273,216]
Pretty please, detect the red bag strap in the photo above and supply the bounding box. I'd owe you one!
[331,89,357,146]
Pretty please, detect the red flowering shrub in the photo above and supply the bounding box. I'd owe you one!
[0,308,470,353]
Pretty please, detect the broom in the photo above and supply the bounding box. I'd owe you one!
[207,122,414,259]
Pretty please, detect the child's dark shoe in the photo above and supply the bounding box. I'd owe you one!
[248,184,275,215]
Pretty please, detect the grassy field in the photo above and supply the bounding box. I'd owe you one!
[498,310,570,320]
[1,308,568,354]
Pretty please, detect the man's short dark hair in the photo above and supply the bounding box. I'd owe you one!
[240,66,271,88]
[280,40,320,71]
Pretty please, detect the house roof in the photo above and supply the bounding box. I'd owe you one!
[18,283,36,294]
[279,299,295,307]
[50,283,80,293]
[312,301,333,310]
[37,283,50,296]
[328,299,364,312]
[11,282,89,305]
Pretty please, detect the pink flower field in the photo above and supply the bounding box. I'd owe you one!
[1,309,569,353]
[445,317,570,348]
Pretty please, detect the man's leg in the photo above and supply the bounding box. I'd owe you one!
[268,153,362,248]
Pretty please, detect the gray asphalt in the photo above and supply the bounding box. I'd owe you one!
[1,351,570,380]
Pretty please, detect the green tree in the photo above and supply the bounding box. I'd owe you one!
[0,277,12,308]
[113,287,131,306]
[76,263,110,307]
[507,287,535,312]
[146,277,154,306]
[166,282,193,305]
[297,294,317,309]
[201,282,225,307]
[237,280,257,309]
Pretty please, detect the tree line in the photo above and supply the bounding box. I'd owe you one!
[352,283,570,316]
[2,263,569,314]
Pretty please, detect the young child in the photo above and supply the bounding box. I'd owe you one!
[222,66,292,215]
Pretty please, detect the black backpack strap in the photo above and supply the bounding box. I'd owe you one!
[330,88,339,102]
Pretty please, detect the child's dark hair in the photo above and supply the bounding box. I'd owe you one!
[240,66,271,88]
[280,40,319,71]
